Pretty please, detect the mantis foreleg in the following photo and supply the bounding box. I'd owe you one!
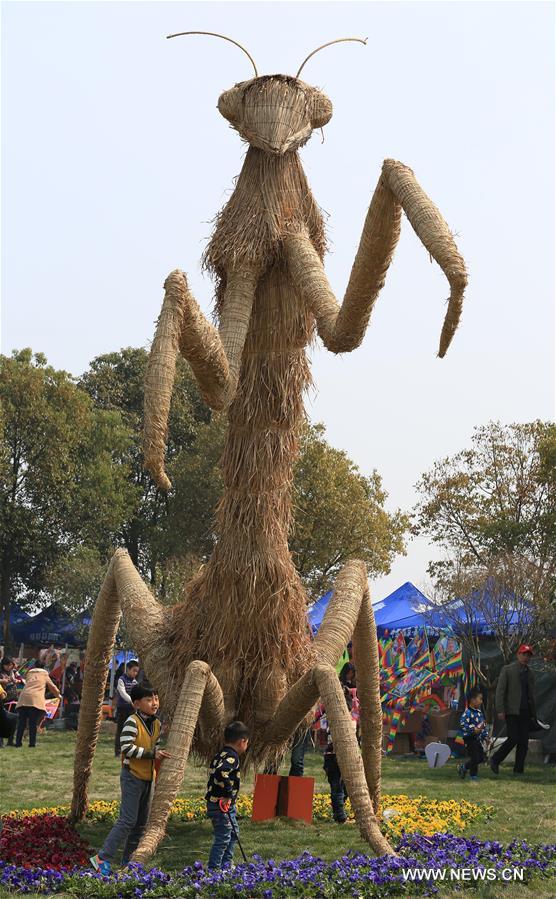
[284,158,467,358]
[144,265,259,489]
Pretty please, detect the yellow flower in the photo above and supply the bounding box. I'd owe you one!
[2,791,490,836]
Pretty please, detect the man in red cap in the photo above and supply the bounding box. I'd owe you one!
[491,644,536,776]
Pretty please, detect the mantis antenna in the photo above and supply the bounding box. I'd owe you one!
[166,31,258,78]
[296,37,367,79]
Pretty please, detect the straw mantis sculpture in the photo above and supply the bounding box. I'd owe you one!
[71,34,467,861]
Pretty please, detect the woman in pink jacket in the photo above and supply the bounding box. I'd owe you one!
[15,661,60,748]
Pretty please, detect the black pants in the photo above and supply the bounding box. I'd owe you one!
[289,729,311,777]
[463,735,485,776]
[15,706,43,747]
[65,702,80,731]
[0,706,17,743]
[324,754,348,821]
[491,713,530,773]
[115,706,132,756]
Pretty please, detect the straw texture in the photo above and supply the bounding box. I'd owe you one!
[353,589,382,814]
[382,159,467,357]
[263,561,374,751]
[133,661,217,862]
[79,74,467,859]
[263,668,319,747]
[313,560,369,664]
[218,77,332,158]
[204,146,325,277]
[217,266,260,395]
[284,159,467,357]
[143,272,188,490]
[71,550,167,821]
[315,664,394,856]
[167,256,317,767]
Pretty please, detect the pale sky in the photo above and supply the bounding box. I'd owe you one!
[2,1,555,601]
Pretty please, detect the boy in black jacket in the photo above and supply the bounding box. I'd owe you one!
[205,720,250,869]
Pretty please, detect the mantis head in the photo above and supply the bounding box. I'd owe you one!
[218,76,332,155]
[167,33,367,155]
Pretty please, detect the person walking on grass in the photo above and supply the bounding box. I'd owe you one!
[114,659,140,757]
[458,687,487,782]
[90,685,170,874]
[15,661,60,748]
[205,720,250,870]
[0,657,19,747]
[491,644,536,776]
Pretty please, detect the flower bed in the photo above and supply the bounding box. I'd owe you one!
[0,835,554,896]
[0,814,91,871]
[3,792,492,837]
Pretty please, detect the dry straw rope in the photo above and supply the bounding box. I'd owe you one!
[284,159,466,358]
[71,550,167,822]
[166,31,258,77]
[134,660,223,861]
[296,37,368,79]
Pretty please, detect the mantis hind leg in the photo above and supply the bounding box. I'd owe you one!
[314,663,392,855]
[132,661,225,862]
[70,549,168,822]
[261,560,394,855]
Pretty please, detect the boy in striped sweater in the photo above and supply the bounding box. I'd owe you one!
[90,685,170,873]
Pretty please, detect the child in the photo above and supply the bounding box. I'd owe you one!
[90,685,170,873]
[205,720,250,869]
[114,659,140,756]
[323,728,348,823]
[458,687,487,781]
[316,702,352,824]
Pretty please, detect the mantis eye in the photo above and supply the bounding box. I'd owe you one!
[218,85,243,125]
[309,90,333,129]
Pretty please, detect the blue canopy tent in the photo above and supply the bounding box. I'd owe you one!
[11,604,91,648]
[309,581,527,638]
[108,650,139,669]
[308,582,436,637]
[0,603,32,633]
[371,582,435,635]
[307,591,333,634]
[425,586,527,636]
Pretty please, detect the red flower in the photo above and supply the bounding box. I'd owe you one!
[0,814,91,871]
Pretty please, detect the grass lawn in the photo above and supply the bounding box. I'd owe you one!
[1,730,555,897]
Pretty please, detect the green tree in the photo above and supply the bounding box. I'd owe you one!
[44,545,105,615]
[415,421,556,654]
[79,348,212,587]
[162,415,227,561]
[0,350,134,643]
[415,421,556,577]
[290,423,408,599]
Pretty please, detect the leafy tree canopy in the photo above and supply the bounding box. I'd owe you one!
[0,349,133,642]
[415,421,556,659]
[291,423,408,600]
[78,348,211,584]
[415,421,556,579]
